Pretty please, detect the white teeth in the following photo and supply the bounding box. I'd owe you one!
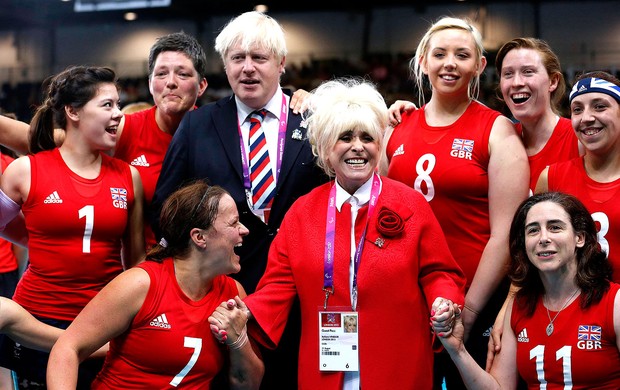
[583,128,601,136]
[235,243,242,247]
[346,159,365,164]
[441,75,456,81]
[512,93,530,100]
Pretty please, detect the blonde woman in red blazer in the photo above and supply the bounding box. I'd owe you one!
[213,78,466,390]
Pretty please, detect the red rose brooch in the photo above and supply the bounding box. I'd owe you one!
[368,203,411,248]
[376,207,405,237]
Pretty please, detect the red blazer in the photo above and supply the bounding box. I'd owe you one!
[245,177,466,389]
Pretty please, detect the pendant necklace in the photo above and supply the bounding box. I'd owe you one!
[544,289,580,336]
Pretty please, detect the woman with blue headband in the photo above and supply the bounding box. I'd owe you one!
[485,71,620,373]
[535,71,620,278]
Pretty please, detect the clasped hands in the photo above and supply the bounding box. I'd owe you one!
[208,296,250,349]
[430,297,464,351]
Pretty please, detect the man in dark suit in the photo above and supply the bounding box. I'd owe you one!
[151,11,328,389]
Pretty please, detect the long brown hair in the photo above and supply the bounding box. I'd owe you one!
[509,192,611,316]
[29,66,117,154]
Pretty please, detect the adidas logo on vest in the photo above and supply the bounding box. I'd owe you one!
[44,191,63,204]
[517,328,529,342]
[150,313,171,329]
[393,144,405,157]
[131,154,150,167]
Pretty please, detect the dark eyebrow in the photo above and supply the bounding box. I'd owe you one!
[590,97,613,104]
[525,219,567,229]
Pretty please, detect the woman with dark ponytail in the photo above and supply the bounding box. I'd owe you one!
[0,65,145,388]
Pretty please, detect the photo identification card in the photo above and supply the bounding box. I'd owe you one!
[318,311,359,371]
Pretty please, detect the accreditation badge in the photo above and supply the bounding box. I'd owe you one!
[318,310,359,371]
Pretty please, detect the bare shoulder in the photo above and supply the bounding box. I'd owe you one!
[4,155,31,175]
[105,266,151,295]
[235,280,247,299]
[1,155,32,199]
[490,115,518,138]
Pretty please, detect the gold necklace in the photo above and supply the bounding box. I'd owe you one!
[544,289,580,336]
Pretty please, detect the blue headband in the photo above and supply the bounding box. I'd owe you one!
[569,77,620,103]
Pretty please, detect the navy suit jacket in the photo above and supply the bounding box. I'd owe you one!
[152,90,329,293]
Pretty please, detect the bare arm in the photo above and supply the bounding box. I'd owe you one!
[122,166,145,269]
[209,283,264,390]
[433,300,518,390]
[534,167,549,194]
[47,268,149,389]
[0,297,62,351]
[0,297,109,359]
[463,117,529,337]
[0,115,66,154]
[486,283,520,371]
[0,115,30,154]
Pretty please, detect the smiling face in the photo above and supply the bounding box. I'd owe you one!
[326,128,380,194]
[422,28,484,99]
[148,51,207,122]
[205,194,249,274]
[344,316,357,333]
[570,92,620,156]
[223,42,285,110]
[500,48,558,123]
[72,82,123,151]
[524,201,584,276]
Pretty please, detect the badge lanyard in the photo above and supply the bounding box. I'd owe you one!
[323,173,380,310]
[237,93,288,208]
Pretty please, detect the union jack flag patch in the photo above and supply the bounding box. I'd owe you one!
[578,325,601,341]
[110,187,128,202]
[452,138,474,152]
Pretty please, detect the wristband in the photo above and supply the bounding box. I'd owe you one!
[227,325,248,350]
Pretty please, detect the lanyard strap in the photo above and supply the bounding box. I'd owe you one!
[323,173,381,309]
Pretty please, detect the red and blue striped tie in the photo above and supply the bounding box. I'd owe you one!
[249,109,275,210]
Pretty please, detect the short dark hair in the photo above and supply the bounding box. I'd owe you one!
[509,192,611,315]
[148,31,208,80]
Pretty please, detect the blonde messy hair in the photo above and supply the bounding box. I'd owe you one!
[303,77,388,177]
[214,11,287,63]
